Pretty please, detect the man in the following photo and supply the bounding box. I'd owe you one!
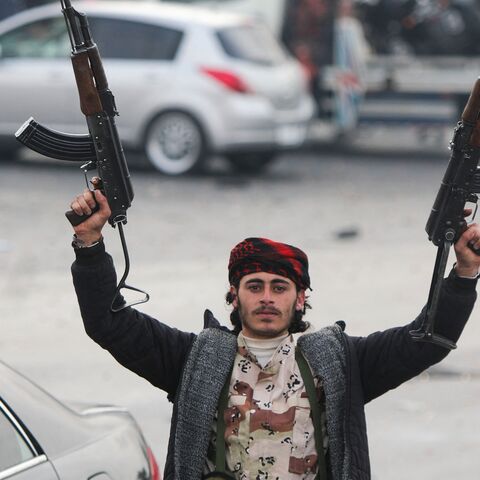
[69,188,479,480]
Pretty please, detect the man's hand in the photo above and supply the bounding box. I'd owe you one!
[454,223,480,277]
[69,188,111,246]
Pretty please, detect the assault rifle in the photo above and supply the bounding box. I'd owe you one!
[15,0,148,311]
[409,78,480,350]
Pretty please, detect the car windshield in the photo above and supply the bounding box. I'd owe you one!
[216,23,287,66]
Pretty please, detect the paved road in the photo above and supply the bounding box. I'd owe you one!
[1,142,478,479]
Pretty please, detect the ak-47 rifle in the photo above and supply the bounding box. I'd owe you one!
[15,0,148,311]
[410,78,480,350]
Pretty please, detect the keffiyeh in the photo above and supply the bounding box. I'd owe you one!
[228,237,311,290]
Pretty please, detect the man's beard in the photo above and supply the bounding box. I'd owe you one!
[236,298,296,337]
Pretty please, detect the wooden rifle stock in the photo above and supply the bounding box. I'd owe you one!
[71,52,102,116]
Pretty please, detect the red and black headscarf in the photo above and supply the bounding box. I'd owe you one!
[228,237,311,290]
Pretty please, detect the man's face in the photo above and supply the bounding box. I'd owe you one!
[231,271,305,339]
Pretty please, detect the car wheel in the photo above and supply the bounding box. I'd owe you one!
[226,152,276,174]
[145,111,206,175]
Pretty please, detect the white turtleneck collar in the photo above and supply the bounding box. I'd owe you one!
[239,332,290,368]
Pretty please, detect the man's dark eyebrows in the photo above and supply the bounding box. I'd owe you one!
[244,278,290,285]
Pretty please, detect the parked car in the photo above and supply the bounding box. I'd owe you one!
[0,359,160,479]
[0,1,315,175]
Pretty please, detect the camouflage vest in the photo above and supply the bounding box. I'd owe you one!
[173,325,350,480]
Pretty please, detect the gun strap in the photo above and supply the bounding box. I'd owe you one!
[295,349,328,480]
[214,351,328,480]
[215,376,231,474]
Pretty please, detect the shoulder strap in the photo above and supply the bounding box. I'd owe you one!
[214,377,230,473]
[295,348,329,480]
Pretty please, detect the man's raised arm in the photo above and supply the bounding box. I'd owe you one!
[69,188,195,400]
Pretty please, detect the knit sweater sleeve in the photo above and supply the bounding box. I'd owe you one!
[351,269,477,403]
[71,240,196,401]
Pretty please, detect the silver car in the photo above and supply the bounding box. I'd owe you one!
[0,360,160,480]
[0,1,315,175]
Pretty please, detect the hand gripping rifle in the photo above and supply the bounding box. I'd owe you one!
[15,0,149,312]
[409,78,480,350]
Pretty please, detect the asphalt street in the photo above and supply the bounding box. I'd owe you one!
[1,130,479,479]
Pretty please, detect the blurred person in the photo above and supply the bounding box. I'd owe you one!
[333,0,371,131]
[281,0,335,113]
[69,187,479,480]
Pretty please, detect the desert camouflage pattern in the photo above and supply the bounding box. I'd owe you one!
[206,333,328,480]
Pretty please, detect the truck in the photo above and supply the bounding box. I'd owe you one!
[351,0,480,128]
[171,0,480,137]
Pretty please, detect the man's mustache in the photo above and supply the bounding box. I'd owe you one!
[253,306,281,315]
